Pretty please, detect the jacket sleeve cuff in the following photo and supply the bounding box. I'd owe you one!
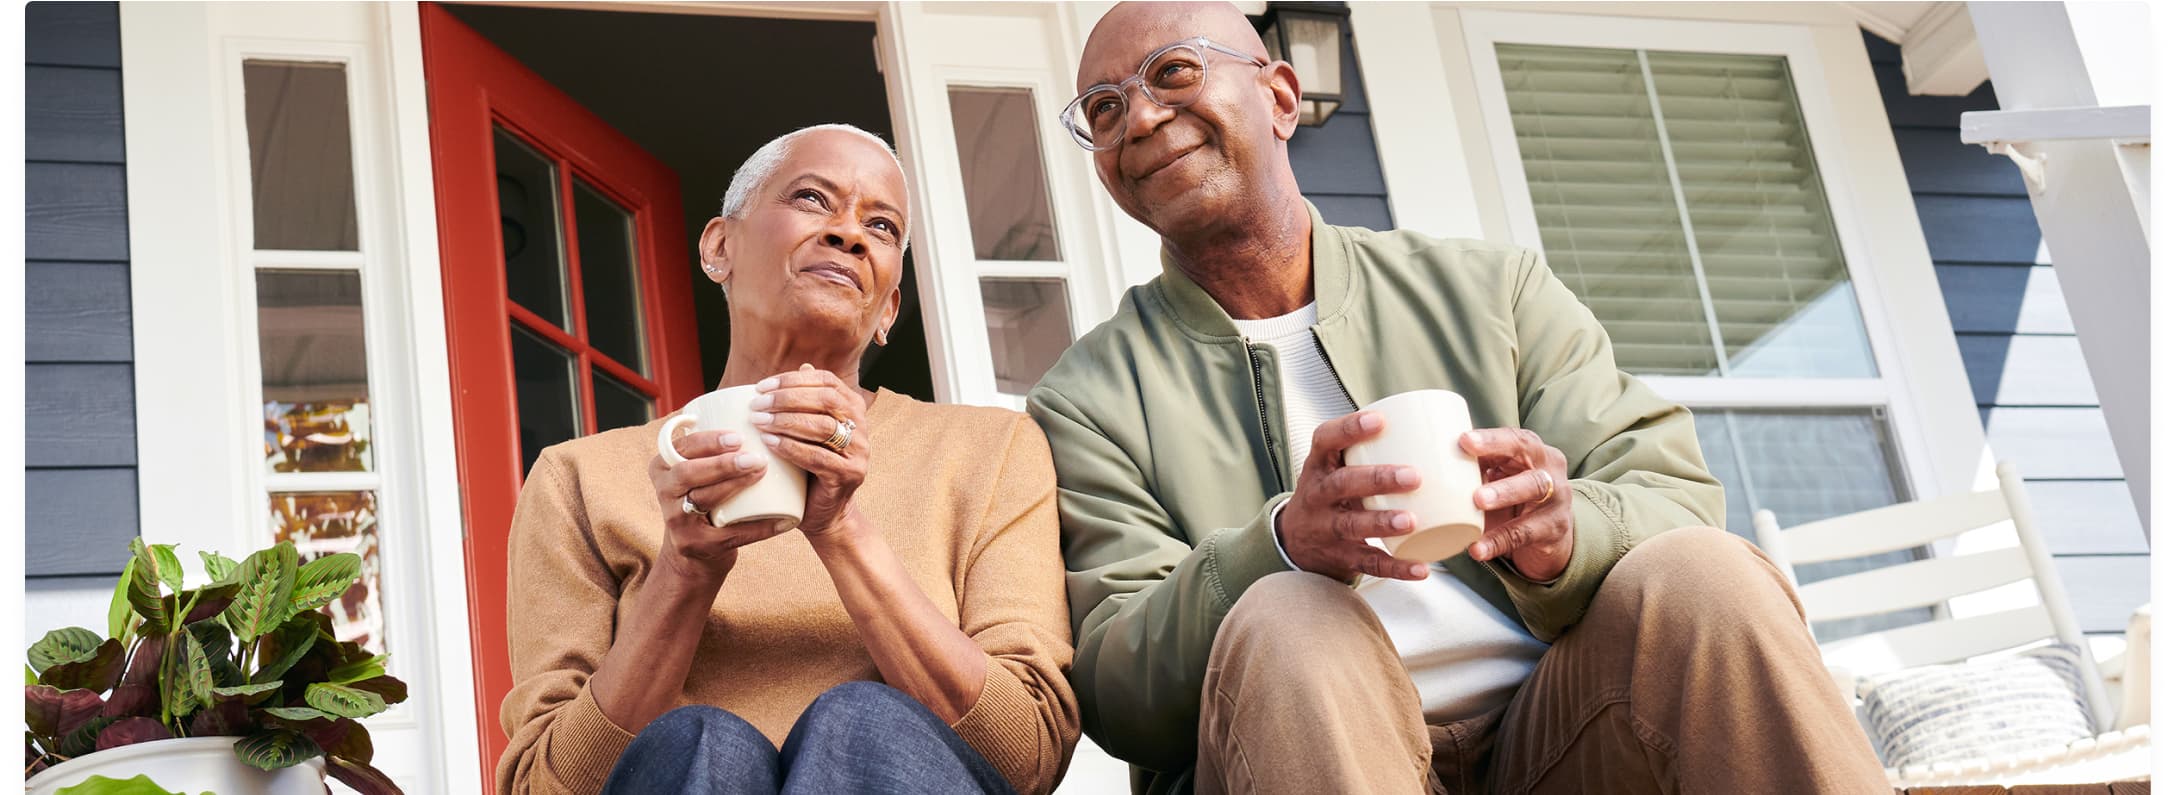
[1203,492,1300,613]
[1485,481,1625,642]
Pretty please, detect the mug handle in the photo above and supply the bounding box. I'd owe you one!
[656,412,700,466]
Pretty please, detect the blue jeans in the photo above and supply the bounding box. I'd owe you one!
[601,681,1014,794]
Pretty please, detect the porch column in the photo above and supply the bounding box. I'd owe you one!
[1964,1,2152,527]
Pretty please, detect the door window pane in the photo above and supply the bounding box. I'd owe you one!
[269,491,386,656]
[242,62,359,251]
[495,129,570,328]
[1499,44,1876,378]
[1693,409,1922,640]
[511,324,580,475]
[594,371,653,433]
[981,278,1072,394]
[573,180,646,372]
[258,270,372,473]
[948,88,1061,261]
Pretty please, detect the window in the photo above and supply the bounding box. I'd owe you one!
[946,86,1078,403]
[1497,43,1876,380]
[492,127,659,473]
[243,61,387,654]
[1466,13,1944,634]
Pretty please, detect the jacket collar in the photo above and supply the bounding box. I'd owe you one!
[1153,200,1355,340]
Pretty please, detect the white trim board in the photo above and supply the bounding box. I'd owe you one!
[118,4,476,790]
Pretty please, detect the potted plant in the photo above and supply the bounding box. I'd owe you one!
[24,538,405,794]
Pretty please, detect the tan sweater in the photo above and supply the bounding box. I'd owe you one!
[497,388,1079,794]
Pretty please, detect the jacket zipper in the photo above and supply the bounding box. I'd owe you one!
[1245,342,1287,492]
[1311,330,1360,412]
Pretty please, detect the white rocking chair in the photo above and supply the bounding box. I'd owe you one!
[1753,461,2149,787]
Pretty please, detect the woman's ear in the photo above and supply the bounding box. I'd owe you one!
[698,216,735,285]
[875,286,903,347]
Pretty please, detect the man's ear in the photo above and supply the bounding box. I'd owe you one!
[698,216,735,285]
[1264,60,1303,142]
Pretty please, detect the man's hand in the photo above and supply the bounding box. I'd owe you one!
[1459,428,1575,582]
[1276,411,1430,582]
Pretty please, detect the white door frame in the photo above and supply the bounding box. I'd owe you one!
[119,3,478,791]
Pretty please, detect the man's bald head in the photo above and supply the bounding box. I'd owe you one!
[1072,1,1305,246]
[1078,2,1269,93]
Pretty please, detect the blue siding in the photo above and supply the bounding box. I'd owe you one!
[1866,31,2143,634]
[1287,23,1392,231]
[25,1,138,579]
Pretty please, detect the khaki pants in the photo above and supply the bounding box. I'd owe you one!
[1195,527,1890,795]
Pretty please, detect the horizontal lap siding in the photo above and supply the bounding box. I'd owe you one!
[26,1,138,579]
[1289,25,1392,232]
[1866,31,2142,635]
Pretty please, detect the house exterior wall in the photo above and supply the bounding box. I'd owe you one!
[1288,26,1394,231]
[1865,30,2146,637]
[25,1,138,586]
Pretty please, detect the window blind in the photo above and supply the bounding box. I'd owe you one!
[1498,44,1877,378]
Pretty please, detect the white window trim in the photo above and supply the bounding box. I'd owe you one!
[120,4,479,791]
[886,5,1119,408]
[1355,4,1988,502]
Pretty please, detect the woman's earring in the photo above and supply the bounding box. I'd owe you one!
[875,328,889,347]
[701,263,719,275]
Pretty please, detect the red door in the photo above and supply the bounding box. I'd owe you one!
[421,5,704,785]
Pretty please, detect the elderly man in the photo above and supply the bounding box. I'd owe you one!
[1027,3,1890,793]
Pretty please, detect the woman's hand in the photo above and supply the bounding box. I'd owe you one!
[751,364,872,540]
[649,429,795,582]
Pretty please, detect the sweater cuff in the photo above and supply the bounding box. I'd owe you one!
[550,686,640,790]
[1204,492,1300,613]
[949,662,1049,793]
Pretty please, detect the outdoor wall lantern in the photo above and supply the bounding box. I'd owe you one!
[1257,3,1349,126]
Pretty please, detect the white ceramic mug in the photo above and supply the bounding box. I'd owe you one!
[656,384,808,529]
[1342,389,1486,563]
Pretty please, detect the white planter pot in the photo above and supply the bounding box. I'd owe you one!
[25,736,327,795]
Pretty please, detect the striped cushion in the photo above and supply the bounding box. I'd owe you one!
[1856,645,2095,769]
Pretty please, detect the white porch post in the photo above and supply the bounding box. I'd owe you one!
[1963,1,2152,527]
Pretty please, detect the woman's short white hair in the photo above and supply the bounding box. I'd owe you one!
[718,123,909,251]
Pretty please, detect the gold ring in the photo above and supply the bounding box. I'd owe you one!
[820,418,855,453]
[1536,470,1556,504]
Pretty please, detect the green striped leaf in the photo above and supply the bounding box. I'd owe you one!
[288,553,361,617]
[211,681,281,698]
[199,551,239,584]
[223,543,298,641]
[181,632,214,709]
[258,706,334,722]
[234,728,321,771]
[39,638,124,693]
[28,627,103,674]
[327,654,386,685]
[252,614,319,684]
[303,683,387,719]
[53,715,118,759]
[126,540,170,635]
[149,544,184,594]
[108,558,137,640]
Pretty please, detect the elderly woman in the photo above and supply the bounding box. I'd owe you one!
[497,124,1078,795]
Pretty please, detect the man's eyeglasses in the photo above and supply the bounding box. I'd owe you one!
[1060,37,1269,151]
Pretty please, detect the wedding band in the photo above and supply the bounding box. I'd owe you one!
[1536,470,1556,504]
[680,494,703,516]
[820,418,855,454]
